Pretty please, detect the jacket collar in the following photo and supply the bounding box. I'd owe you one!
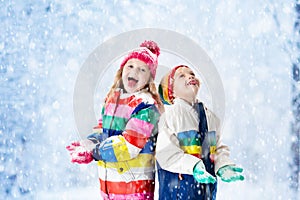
[173,98,199,107]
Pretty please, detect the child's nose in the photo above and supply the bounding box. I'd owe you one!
[132,67,139,74]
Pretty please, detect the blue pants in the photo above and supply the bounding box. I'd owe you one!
[157,167,217,200]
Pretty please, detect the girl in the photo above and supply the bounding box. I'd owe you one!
[67,41,163,200]
[156,65,244,200]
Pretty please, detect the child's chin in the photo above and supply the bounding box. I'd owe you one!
[125,87,137,93]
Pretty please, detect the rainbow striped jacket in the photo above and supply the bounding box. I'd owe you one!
[156,98,235,176]
[87,89,160,200]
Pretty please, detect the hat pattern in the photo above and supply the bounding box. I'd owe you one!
[120,40,160,79]
[158,65,189,105]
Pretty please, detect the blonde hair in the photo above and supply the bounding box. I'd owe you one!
[105,68,164,113]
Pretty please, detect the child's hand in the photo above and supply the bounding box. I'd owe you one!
[193,161,216,184]
[66,140,95,164]
[217,165,244,182]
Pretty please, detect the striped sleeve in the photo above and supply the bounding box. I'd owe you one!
[97,102,160,162]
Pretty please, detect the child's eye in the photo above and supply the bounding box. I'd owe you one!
[128,65,134,68]
[140,68,146,72]
[179,74,185,78]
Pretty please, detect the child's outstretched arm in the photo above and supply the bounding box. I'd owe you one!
[206,109,244,182]
[66,124,104,164]
[93,103,160,162]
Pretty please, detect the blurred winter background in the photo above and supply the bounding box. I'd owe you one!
[1,0,299,199]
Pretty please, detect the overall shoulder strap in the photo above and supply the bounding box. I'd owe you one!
[198,102,208,134]
[198,102,217,177]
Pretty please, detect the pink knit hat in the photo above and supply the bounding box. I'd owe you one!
[120,40,160,79]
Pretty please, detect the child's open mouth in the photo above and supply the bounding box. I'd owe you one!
[128,77,138,87]
[187,80,198,86]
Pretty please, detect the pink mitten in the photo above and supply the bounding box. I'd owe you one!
[66,140,95,164]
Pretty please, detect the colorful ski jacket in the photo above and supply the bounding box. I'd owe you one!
[88,89,160,200]
[155,98,235,200]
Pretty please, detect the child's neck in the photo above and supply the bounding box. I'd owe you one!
[121,88,147,96]
[177,97,197,106]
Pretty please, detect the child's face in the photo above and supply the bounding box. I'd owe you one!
[173,67,200,103]
[122,58,151,94]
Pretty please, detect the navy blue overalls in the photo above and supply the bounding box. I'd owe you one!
[157,102,217,200]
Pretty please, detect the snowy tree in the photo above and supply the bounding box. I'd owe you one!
[291,1,300,192]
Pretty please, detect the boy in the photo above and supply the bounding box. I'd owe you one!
[156,65,244,200]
